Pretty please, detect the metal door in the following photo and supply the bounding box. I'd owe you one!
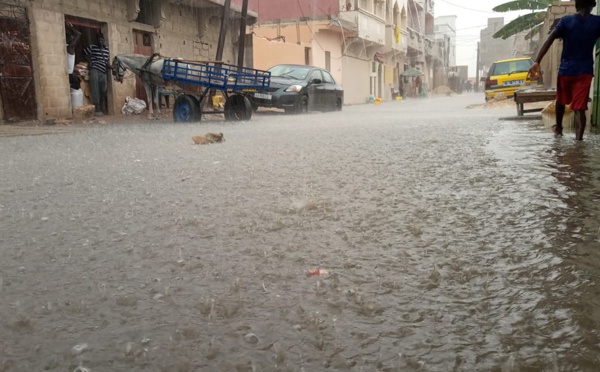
[0,4,37,122]
[133,30,153,104]
[307,69,326,110]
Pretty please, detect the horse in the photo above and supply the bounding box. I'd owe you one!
[111,53,167,119]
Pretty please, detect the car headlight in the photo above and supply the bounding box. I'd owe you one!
[285,85,303,93]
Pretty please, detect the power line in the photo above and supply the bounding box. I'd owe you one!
[456,24,488,31]
[437,0,497,14]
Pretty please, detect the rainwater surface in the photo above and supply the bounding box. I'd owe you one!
[1,93,600,371]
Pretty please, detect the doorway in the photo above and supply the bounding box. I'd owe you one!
[370,62,376,97]
[0,4,37,122]
[65,16,104,110]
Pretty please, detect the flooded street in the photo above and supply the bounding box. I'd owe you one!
[2,93,600,371]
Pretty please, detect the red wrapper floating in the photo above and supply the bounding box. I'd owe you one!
[306,269,329,276]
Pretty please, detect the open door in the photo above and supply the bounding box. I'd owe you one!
[0,4,37,122]
[133,30,153,104]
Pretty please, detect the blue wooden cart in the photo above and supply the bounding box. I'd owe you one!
[161,58,271,122]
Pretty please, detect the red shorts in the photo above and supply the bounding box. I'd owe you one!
[557,74,593,110]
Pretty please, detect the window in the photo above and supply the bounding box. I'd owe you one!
[325,51,331,72]
[309,69,324,82]
[491,59,532,75]
[322,71,335,84]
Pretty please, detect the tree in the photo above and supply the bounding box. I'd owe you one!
[492,0,554,40]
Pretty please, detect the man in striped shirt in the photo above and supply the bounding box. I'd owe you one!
[84,32,110,116]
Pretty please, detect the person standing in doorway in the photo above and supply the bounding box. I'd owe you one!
[414,75,422,97]
[84,32,110,116]
[528,0,600,140]
[66,22,81,90]
[399,76,404,98]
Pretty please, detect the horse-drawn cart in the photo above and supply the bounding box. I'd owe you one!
[161,58,271,122]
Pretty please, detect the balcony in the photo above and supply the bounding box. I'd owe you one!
[338,10,386,45]
[385,25,408,54]
[407,27,423,53]
[424,37,434,57]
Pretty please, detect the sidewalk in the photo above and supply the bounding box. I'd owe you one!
[0,109,176,137]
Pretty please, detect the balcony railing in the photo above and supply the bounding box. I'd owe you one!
[407,27,422,52]
[338,10,386,45]
[385,25,408,54]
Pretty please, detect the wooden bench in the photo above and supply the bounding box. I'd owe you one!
[513,89,556,116]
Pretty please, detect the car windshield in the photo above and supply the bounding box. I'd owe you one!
[491,59,532,75]
[268,65,311,80]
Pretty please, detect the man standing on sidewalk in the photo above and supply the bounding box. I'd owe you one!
[84,32,110,116]
[528,0,600,140]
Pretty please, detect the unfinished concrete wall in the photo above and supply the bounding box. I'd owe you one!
[3,0,245,122]
[540,0,575,89]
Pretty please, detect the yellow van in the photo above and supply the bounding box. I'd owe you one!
[484,57,543,101]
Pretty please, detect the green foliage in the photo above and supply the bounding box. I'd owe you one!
[493,11,547,40]
[492,0,554,39]
[492,0,553,12]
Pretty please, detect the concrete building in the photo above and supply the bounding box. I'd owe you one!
[246,0,435,104]
[434,15,456,67]
[406,0,435,91]
[0,0,254,124]
[432,15,456,89]
[479,17,533,77]
[479,17,513,75]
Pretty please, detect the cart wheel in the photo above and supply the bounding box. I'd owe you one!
[173,94,200,122]
[249,97,259,112]
[224,94,252,121]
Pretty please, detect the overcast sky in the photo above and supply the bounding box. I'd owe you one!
[434,0,532,76]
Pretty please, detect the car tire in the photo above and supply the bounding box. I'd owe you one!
[335,98,343,111]
[292,95,308,115]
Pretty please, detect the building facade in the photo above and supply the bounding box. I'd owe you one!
[432,15,456,89]
[479,17,533,78]
[434,15,456,67]
[479,17,512,75]
[0,0,253,123]
[247,0,435,104]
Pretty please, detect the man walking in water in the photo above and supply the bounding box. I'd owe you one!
[528,0,600,140]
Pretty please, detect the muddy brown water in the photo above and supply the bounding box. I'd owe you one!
[1,94,600,371]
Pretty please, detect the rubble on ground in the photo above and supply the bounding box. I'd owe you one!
[73,104,95,120]
[432,85,455,95]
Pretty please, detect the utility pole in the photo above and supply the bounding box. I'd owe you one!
[215,0,232,62]
[475,42,480,93]
[237,0,249,68]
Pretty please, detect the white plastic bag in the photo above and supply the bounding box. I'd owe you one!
[121,96,147,115]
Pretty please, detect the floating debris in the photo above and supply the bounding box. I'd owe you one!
[71,343,90,356]
[306,269,329,277]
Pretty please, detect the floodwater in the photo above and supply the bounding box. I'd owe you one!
[1,94,600,371]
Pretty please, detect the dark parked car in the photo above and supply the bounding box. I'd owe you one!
[251,64,344,114]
